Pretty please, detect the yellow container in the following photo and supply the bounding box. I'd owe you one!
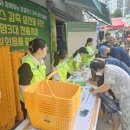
[0,118,15,130]
[24,72,81,130]
[0,46,16,128]
[11,51,26,121]
[28,111,76,130]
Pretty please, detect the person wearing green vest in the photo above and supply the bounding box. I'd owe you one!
[18,38,47,119]
[52,50,69,82]
[83,38,97,67]
[67,47,89,74]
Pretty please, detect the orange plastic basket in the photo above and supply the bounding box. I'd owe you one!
[0,46,16,129]
[11,51,26,121]
[24,72,81,130]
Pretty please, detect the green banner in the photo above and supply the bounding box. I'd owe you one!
[0,0,51,51]
[67,22,97,32]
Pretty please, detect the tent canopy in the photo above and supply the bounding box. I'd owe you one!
[101,18,125,30]
[112,18,125,29]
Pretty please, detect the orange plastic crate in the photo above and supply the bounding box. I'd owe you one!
[2,47,16,118]
[0,46,16,128]
[24,72,81,130]
[11,51,26,121]
[0,47,9,126]
[0,117,15,130]
[28,111,76,130]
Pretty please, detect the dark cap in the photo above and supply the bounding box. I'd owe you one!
[79,47,89,54]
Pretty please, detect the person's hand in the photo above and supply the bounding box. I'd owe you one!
[91,90,98,95]
[94,49,98,55]
[89,88,95,93]
[89,88,98,96]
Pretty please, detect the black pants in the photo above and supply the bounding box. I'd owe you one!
[20,101,27,119]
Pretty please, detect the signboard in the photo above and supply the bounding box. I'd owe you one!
[67,22,97,32]
[66,22,97,57]
[0,0,51,51]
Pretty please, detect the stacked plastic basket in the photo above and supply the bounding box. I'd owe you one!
[11,51,26,121]
[0,46,16,129]
[24,72,81,130]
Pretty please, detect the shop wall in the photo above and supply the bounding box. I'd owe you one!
[66,22,97,57]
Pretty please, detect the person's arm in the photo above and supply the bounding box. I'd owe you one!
[52,65,60,80]
[18,63,33,85]
[73,61,77,68]
[73,54,80,69]
[91,83,111,95]
[18,63,33,100]
[111,47,121,60]
[87,53,94,58]
[92,67,115,95]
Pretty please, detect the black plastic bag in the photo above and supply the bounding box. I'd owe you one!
[98,93,121,114]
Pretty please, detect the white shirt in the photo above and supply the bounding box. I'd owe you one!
[104,64,130,100]
[73,53,81,62]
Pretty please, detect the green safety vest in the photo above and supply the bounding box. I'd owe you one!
[20,55,46,101]
[67,57,75,73]
[67,54,82,73]
[56,61,68,82]
[83,46,95,67]
[23,55,46,84]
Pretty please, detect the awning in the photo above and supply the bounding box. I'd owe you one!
[88,2,111,24]
[65,0,102,14]
[65,0,111,24]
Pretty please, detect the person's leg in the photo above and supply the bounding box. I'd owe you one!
[99,107,105,118]
[112,113,120,130]
[121,107,130,130]
[20,101,27,119]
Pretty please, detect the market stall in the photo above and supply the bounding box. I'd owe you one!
[15,68,100,130]
[100,18,125,30]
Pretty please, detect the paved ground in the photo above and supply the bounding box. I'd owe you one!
[96,113,121,130]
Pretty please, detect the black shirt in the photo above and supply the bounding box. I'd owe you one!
[18,63,33,85]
